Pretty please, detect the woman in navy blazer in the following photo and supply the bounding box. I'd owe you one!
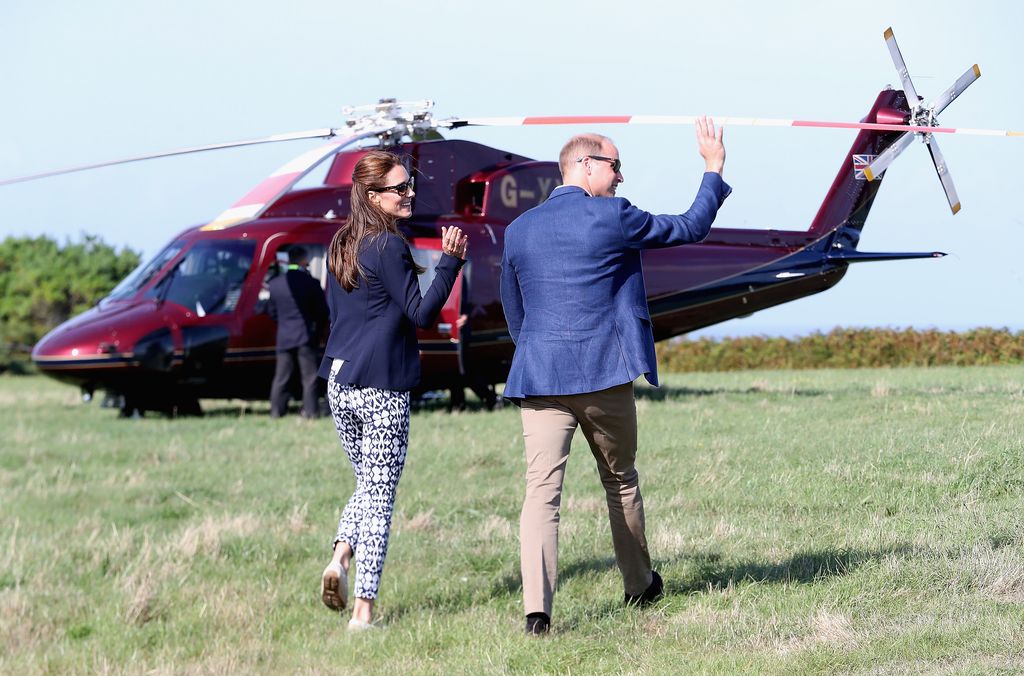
[317,150,467,631]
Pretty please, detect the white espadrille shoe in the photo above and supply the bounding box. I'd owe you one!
[320,561,347,611]
[347,618,376,632]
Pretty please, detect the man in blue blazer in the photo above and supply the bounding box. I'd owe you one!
[500,118,730,634]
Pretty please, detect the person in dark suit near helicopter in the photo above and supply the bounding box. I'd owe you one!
[500,118,730,635]
[267,246,329,419]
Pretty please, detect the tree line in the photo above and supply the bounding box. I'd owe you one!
[0,235,140,373]
[1,234,1020,374]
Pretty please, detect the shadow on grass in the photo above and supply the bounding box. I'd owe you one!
[670,545,911,593]
[385,545,911,624]
[634,385,826,402]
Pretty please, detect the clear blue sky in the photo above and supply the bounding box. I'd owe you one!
[1,1,1021,337]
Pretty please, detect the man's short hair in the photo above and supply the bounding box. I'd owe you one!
[288,246,308,265]
[558,133,612,178]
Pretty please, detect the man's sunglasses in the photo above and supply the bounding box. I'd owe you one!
[577,155,622,173]
[370,177,415,196]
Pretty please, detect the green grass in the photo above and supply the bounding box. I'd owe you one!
[2,367,1024,673]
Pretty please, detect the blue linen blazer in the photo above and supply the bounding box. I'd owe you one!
[500,173,731,398]
[318,231,464,391]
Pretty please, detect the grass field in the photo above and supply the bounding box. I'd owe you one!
[3,367,1024,674]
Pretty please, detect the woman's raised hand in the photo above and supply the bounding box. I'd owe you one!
[441,226,469,260]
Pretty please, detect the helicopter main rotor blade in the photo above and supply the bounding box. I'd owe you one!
[884,27,922,108]
[0,128,343,187]
[202,127,388,230]
[441,115,1022,137]
[862,131,916,181]
[925,136,961,214]
[929,64,981,117]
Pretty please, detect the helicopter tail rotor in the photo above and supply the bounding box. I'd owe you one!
[862,27,981,214]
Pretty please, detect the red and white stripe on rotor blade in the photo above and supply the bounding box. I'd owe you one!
[201,129,385,230]
[442,115,1024,137]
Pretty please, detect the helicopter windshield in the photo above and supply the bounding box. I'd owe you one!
[104,240,186,302]
[146,239,257,316]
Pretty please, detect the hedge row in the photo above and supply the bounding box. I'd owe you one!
[655,327,1024,372]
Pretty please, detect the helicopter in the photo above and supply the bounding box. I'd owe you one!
[2,28,1000,416]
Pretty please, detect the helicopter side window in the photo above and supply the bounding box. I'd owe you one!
[256,243,328,311]
[410,247,442,297]
[147,239,257,316]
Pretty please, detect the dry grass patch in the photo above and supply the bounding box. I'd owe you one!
[116,514,261,627]
[99,467,149,488]
[712,518,738,538]
[5,419,39,447]
[0,588,58,654]
[478,515,513,540]
[770,608,858,655]
[173,514,262,560]
[197,579,280,628]
[669,603,739,628]
[809,608,857,647]
[0,384,77,408]
[956,543,1024,601]
[288,502,310,534]
[564,496,604,513]
[124,570,163,626]
[651,526,690,551]
[401,509,435,532]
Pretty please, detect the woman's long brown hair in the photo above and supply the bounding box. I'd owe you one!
[328,150,423,291]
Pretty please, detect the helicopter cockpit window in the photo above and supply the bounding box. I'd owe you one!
[104,240,186,302]
[147,239,257,316]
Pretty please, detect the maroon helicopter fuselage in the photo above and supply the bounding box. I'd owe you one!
[32,89,924,414]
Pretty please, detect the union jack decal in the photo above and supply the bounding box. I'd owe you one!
[852,154,877,180]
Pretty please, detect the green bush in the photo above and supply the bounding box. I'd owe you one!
[656,327,1024,372]
[0,235,140,373]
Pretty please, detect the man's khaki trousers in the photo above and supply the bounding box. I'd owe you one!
[519,382,653,617]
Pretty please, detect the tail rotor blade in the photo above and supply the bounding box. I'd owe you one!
[0,128,342,187]
[925,136,961,214]
[929,64,981,117]
[863,131,916,181]
[884,27,922,107]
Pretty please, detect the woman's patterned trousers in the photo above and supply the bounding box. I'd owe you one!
[327,369,411,600]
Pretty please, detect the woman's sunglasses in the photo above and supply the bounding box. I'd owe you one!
[370,177,415,197]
